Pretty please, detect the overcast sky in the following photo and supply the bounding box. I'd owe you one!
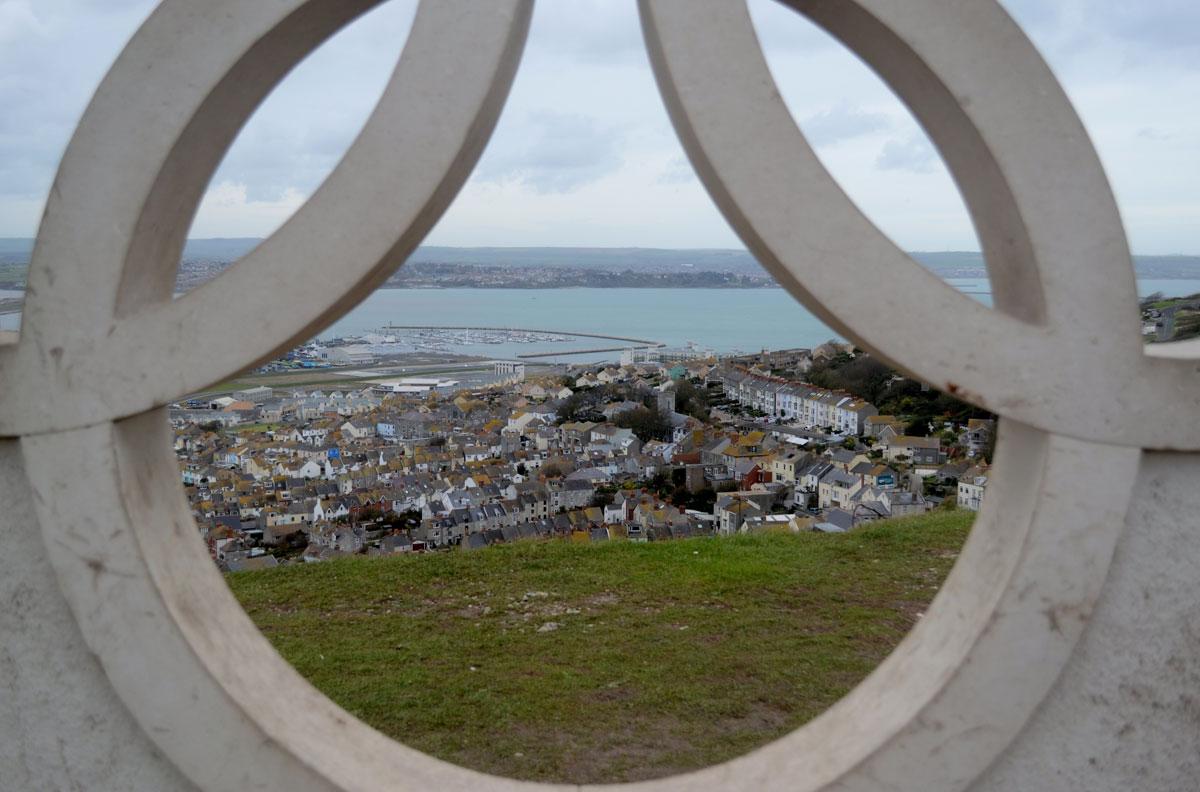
[1,0,1197,253]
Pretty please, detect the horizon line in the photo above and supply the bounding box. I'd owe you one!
[2,237,1200,257]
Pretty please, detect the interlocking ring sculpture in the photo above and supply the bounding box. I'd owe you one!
[0,0,1187,789]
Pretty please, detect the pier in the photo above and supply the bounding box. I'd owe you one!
[517,345,662,359]
[379,324,663,346]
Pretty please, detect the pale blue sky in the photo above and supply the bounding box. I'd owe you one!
[0,0,1197,253]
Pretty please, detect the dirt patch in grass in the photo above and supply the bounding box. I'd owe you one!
[718,700,792,736]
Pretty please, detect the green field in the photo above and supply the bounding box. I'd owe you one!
[231,422,281,433]
[189,363,506,398]
[229,510,973,784]
[0,262,27,288]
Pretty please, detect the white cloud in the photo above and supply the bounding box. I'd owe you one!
[800,103,890,148]
[472,111,625,194]
[657,155,696,185]
[876,137,938,174]
[190,182,307,239]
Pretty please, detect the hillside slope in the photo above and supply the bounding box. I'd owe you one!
[229,510,973,784]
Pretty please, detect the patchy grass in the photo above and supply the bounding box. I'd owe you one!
[1171,310,1200,342]
[189,364,498,398]
[0,263,27,287]
[228,510,973,784]
[232,422,281,434]
[1147,293,1200,310]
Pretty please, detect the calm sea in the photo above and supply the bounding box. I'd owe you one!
[3,279,1199,363]
[320,278,1200,362]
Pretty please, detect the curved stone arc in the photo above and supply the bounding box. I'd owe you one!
[675,423,1139,792]
[639,0,1200,450]
[18,412,1137,792]
[786,0,1135,338]
[0,0,533,438]
[16,412,536,792]
[113,0,394,319]
[1,0,369,420]
[0,1,1176,790]
[1145,337,1200,359]
[21,0,349,344]
[761,426,1139,792]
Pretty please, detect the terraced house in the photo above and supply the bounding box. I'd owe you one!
[720,366,878,435]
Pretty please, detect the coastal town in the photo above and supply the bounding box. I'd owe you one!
[174,341,995,572]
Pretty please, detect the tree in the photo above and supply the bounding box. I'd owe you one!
[381,509,420,530]
[614,407,672,442]
[982,428,997,464]
[556,391,587,423]
[589,491,614,508]
[904,415,934,437]
[541,462,566,479]
[805,353,890,402]
[685,487,717,512]
[674,378,709,419]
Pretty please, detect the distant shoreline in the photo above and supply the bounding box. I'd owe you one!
[9,273,1200,294]
[3,240,1200,291]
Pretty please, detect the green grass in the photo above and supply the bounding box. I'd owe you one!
[228,510,973,784]
[232,422,280,434]
[1147,292,1200,310]
[1171,310,1200,342]
[189,364,500,398]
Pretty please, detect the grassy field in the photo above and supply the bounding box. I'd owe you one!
[190,363,503,397]
[228,510,973,784]
[0,262,26,288]
[231,422,281,434]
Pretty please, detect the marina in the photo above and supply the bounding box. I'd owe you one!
[305,323,668,364]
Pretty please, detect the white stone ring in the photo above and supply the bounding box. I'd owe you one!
[642,0,1199,452]
[0,0,531,438]
[1,0,1187,790]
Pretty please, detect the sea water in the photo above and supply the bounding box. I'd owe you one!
[3,281,1200,361]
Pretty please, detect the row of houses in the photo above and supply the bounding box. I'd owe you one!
[719,367,879,435]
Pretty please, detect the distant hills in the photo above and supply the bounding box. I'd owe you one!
[1,239,774,274]
[2,238,1199,288]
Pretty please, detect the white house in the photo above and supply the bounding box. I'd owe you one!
[507,411,538,433]
[340,420,375,440]
[294,459,323,479]
[957,468,988,511]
